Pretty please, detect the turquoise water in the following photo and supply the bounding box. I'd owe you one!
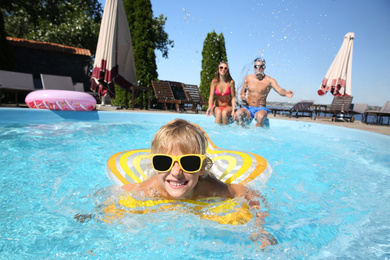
[0,108,389,259]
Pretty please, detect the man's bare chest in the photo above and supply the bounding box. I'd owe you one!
[247,82,270,94]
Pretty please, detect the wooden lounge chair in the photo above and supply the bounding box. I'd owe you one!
[0,70,37,105]
[40,74,75,90]
[151,80,182,112]
[168,81,188,101]
[167,80,198,112]
[314,96,353,121]
[182,83,207,113]
[271,100,314,118]
[364,100,390,125]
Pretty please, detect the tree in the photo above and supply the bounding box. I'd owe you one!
[125,0,157,88]
[114,0,173,108]
[152,14,174,59]
[200,31,227,103]
[0,11,14,71]
[1,0,103,54]
[124,0,173,87]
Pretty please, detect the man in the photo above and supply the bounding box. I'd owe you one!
[234,58,294,127]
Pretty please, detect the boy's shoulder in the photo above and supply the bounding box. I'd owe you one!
[202,177,247,198]
[227,183,249,197]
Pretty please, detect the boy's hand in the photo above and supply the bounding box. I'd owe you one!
[250,229,277,250]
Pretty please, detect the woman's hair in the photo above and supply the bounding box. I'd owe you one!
[213,62,233,83]
[151,119,213,176]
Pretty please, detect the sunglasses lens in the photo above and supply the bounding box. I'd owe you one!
[152,155,172,172]
[180,155,201,172]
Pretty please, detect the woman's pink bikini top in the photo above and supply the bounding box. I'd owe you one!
[215,85,231,96]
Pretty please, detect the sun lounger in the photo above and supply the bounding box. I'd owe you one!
[168,81,188,101]
[168,81,203,113]
[151,80,182,112]
[40,74,75,90]
[314,96,353,121]
[73,83,86,92]
[74,82,100,99]
[182,83,207,113]
[271,100,314,118]
[0,70,37,105]
[364,100,390,125]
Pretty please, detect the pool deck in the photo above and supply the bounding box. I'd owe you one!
[95,105,390,136]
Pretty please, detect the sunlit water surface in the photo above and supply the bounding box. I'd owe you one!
[0,109,389,259]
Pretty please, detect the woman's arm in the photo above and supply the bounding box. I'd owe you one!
[230,80,236,116]
[206,80,216,116]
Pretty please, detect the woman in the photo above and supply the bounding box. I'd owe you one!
[206,62,236,124]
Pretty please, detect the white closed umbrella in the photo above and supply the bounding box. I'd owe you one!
[91,0,137,98]
[318,32,354,96]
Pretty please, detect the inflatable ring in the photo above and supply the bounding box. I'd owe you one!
[197,124,268,185]
[106,126,269,186]
[104,125,270,225]
[25,90,96,111]
[102,196,253,225]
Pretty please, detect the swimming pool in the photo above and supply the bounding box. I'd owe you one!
[1,108,389,259]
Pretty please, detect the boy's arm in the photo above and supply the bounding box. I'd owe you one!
[230,184,277,250]
[122,183,136,192]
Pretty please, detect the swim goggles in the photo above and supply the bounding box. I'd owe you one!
[254,65,265,69]
[150,154,206,173]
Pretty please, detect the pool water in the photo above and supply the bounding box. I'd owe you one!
[0,108,389,259]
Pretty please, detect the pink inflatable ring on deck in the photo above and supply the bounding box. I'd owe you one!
[25,90,96,111]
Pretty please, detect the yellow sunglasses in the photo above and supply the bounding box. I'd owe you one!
[150,154,206,173]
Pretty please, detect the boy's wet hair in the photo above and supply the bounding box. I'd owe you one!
[254,57,266,65]
[151,119,213,175]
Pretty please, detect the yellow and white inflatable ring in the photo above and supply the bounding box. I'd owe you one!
[104,125,270,225]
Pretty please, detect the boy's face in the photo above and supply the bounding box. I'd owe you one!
[155,145,204,199]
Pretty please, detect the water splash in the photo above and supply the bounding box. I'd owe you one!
[182,8,192,23]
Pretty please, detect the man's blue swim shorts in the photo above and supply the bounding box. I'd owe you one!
[242,106,269,119]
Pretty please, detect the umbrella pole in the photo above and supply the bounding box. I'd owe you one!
[125,91,128,109]
[132,87,135,110]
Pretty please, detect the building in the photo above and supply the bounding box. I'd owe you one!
[6,37,92,91]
